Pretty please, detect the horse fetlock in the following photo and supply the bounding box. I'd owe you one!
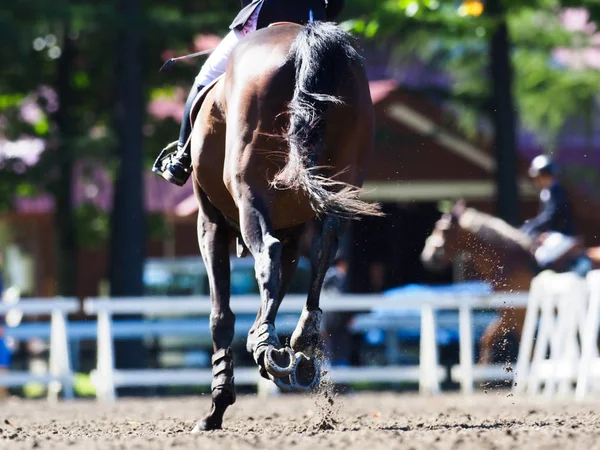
[291,308,323,356]
[212,386,235,408]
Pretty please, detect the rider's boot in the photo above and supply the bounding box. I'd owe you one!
[153,83,205,187]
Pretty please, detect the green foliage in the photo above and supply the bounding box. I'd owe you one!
[0,94,25,110]
[346,0,600,144]
[0,0,241,232]
[4,0,599,275]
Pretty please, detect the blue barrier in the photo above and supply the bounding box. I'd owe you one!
[354,282,496,346]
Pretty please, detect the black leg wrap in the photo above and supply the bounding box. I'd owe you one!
[211,348,236,405]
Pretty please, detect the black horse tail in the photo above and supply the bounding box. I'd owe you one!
[271,21,382,219]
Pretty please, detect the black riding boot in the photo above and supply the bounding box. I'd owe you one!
[153,83,205,186]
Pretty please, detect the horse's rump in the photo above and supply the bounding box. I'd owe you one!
[191,22,381,229]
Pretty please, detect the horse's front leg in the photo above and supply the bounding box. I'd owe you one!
[290,215,348,390]
[192,188,235,432]
[239,194,297,384]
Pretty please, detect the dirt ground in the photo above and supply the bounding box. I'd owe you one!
[1,388,600,450]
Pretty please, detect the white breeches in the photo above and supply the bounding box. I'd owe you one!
[534,232,578,267]
[194,3,262,87]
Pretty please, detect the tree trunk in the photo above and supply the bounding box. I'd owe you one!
[110,0,147,385]
[53,22,78,297]
[488,1,520,225]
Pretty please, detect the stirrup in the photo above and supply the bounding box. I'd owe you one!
[152,141,192,186]
[152,141,179,175]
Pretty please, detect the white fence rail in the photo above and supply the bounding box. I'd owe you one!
[0,298,79,400]
[83,292,529,401]
[3,291,559,402]
[9,271,600,402]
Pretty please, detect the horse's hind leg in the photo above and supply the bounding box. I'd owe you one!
[290,215,348,390]
[192,188,236,432]
[247,227,303,384]
[239,195,297,382]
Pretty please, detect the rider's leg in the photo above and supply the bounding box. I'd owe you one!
[156,28,246,185]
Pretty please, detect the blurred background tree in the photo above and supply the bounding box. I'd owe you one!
[343,0,600,223]
[2,0,600,294]
[0,0,238,296]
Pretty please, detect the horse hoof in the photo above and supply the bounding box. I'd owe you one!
[191,417,222,433]
[290,352,321,392]
[268,373,294,392]
[264,346,296,377]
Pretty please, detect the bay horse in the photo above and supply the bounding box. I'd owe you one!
[420,201,533,364]
[420,200,600,364]
[188,22,381,431]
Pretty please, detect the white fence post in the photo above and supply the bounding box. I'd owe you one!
[48,309,74,401]
[545,283,586,398]
[0,298,77,399]
[527,284,558,396]
[513,277,543,394]
[512,271,589,398]
[257,374,279,398]
[576,270,600,400]
[419,304,440,395]
[458,304,474,394]
[95,310,116,402]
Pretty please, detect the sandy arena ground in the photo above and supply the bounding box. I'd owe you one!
[1,389,600,450]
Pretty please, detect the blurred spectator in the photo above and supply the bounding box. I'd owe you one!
[368,260,386,293]
[322,250,353,366]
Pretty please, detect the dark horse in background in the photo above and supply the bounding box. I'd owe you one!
[188,22,381,431]
[420,200,600,364]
